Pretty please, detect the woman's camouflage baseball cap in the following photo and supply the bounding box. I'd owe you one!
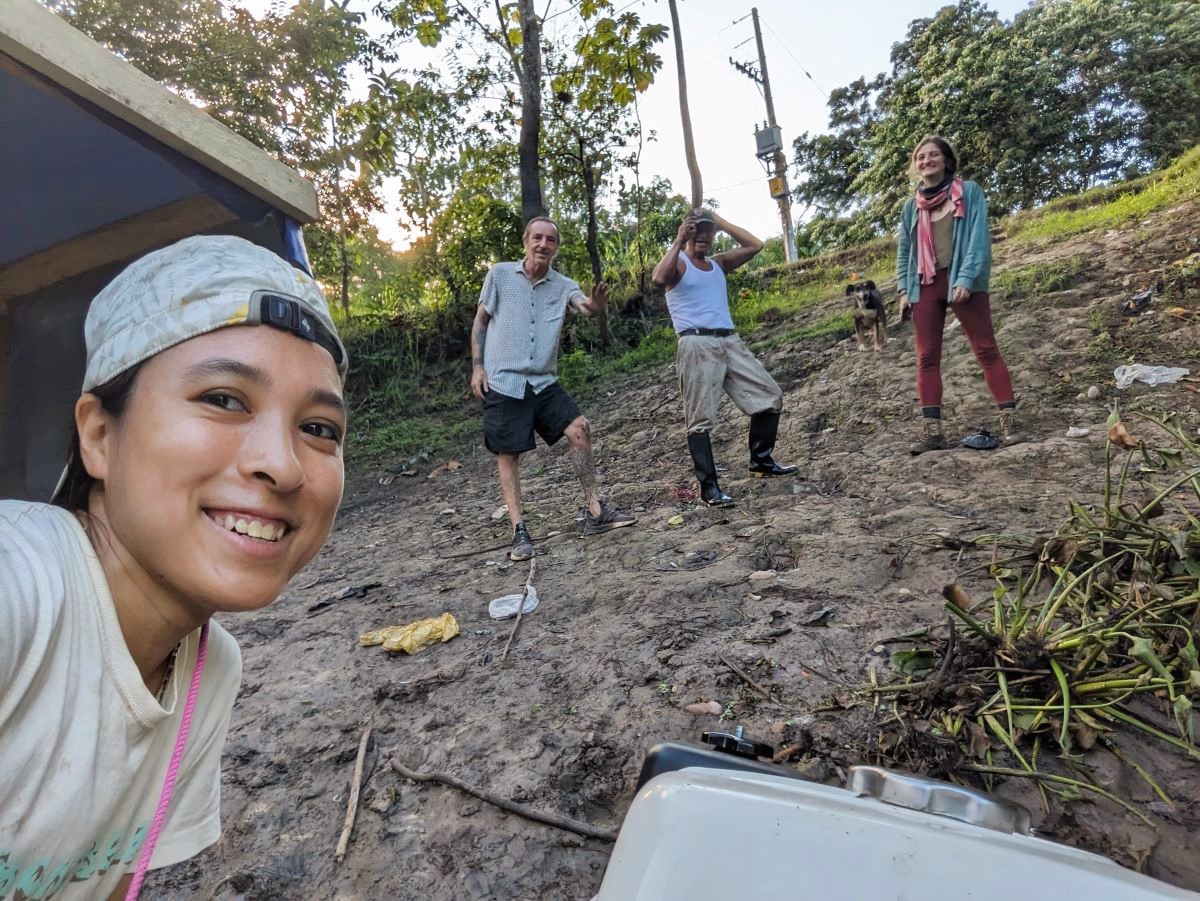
[81,234,347,392]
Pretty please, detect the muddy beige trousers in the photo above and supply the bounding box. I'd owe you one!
[677,334,783,434]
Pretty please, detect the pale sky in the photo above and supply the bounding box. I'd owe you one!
[232,0,1035,247]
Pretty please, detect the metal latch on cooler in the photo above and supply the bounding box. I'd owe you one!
[847,765,1033,835]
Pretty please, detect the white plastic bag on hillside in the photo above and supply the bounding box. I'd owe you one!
[1113,364,1190,390]
[488,585,539,619]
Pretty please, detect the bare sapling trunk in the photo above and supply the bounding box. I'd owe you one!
[668,0,703,209]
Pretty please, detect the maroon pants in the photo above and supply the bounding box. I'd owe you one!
[913,269,1015,409]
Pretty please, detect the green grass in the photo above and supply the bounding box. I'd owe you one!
[992,253,1091,298]
[797,310,856,341]
[605,325,678,372]
[349,413,476,460]
[1006,146,1200,242]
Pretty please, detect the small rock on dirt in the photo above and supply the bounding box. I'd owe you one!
[747,569,776,582]
[685,700,723,716]
[1086,385,1102,400]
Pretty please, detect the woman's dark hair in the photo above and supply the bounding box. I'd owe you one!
[52,363,144,512]
[907,134,959,181]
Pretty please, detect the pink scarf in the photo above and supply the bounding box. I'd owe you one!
[914,176,964,285]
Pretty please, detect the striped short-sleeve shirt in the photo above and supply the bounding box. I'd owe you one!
[479,262,585,399]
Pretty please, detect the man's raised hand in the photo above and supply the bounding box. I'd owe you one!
[587,280,611,314]
[675,216,697,244]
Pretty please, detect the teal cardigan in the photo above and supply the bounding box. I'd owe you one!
[896,178,991,303]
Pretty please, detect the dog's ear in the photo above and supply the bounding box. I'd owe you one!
[845,284,856,295]
[864,280,876,290]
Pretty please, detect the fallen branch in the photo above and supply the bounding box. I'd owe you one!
[437,538,512,559]
[439,531,563,561]
[500,556,537,663]
[719,654,779,702]
[335,720,373,863]
[390,757,617,842]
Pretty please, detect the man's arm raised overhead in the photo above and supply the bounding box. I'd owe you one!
[651,216,697,289]
[711,213,763,273]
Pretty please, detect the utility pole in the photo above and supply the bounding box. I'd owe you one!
[731,8,796,262]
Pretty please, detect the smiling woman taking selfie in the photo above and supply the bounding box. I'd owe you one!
[0,236,348,900]
[896,134,1026,455]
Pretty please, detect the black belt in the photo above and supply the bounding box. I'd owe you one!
[677,327,736,337]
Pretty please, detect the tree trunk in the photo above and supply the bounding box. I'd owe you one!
[329,110,351,317]
[668,0,703,209]
[339,228,350,317]
[579,136,611,348]
[517,0,547,223]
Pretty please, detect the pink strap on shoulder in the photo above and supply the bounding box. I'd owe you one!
[125,622,210,900]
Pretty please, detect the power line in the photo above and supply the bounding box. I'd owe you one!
[764,21,828,100]
[709,175,766,192]
[679,11,747,54]
[543,0,584,23]
[544,0,640,24]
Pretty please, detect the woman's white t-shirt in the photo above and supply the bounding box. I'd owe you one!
[0,501,241,900]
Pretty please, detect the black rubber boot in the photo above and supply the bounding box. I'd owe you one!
[687,432,735,507]
[748,411,798,477]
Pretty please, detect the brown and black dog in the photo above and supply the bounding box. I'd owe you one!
[846,279,887,352]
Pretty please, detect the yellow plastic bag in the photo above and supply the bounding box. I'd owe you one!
[359,612,460,654]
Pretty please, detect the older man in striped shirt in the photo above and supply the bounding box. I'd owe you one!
[470,216,637,561]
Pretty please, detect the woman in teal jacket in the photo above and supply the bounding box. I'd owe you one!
[897,135,1024,454]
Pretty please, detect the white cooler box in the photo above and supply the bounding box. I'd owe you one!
[595,739,1196,901]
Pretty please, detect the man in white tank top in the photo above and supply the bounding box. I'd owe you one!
[651,211,796,506]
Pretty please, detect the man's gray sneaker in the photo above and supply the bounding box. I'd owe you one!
[510,522,535,560]
[583,501,638,535]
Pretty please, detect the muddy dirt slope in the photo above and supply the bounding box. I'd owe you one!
[155,199,1200,899]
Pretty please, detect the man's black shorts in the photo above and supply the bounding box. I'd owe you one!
[483,382,581,454]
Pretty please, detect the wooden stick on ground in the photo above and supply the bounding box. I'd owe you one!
[500,556,537,663]
[719,654,779,703]
[438,529,565,561]
[334,720,373,863]
[391,757,616,842]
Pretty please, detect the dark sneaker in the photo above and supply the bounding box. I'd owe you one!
[583,501,638,535]
[510,522,534,561]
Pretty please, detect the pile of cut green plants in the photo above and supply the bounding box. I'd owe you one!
[869,408,1200,822]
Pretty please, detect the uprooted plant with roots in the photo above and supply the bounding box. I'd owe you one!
[870,408,1200,822]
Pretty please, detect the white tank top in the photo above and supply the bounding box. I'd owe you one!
[665,253,735,332]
